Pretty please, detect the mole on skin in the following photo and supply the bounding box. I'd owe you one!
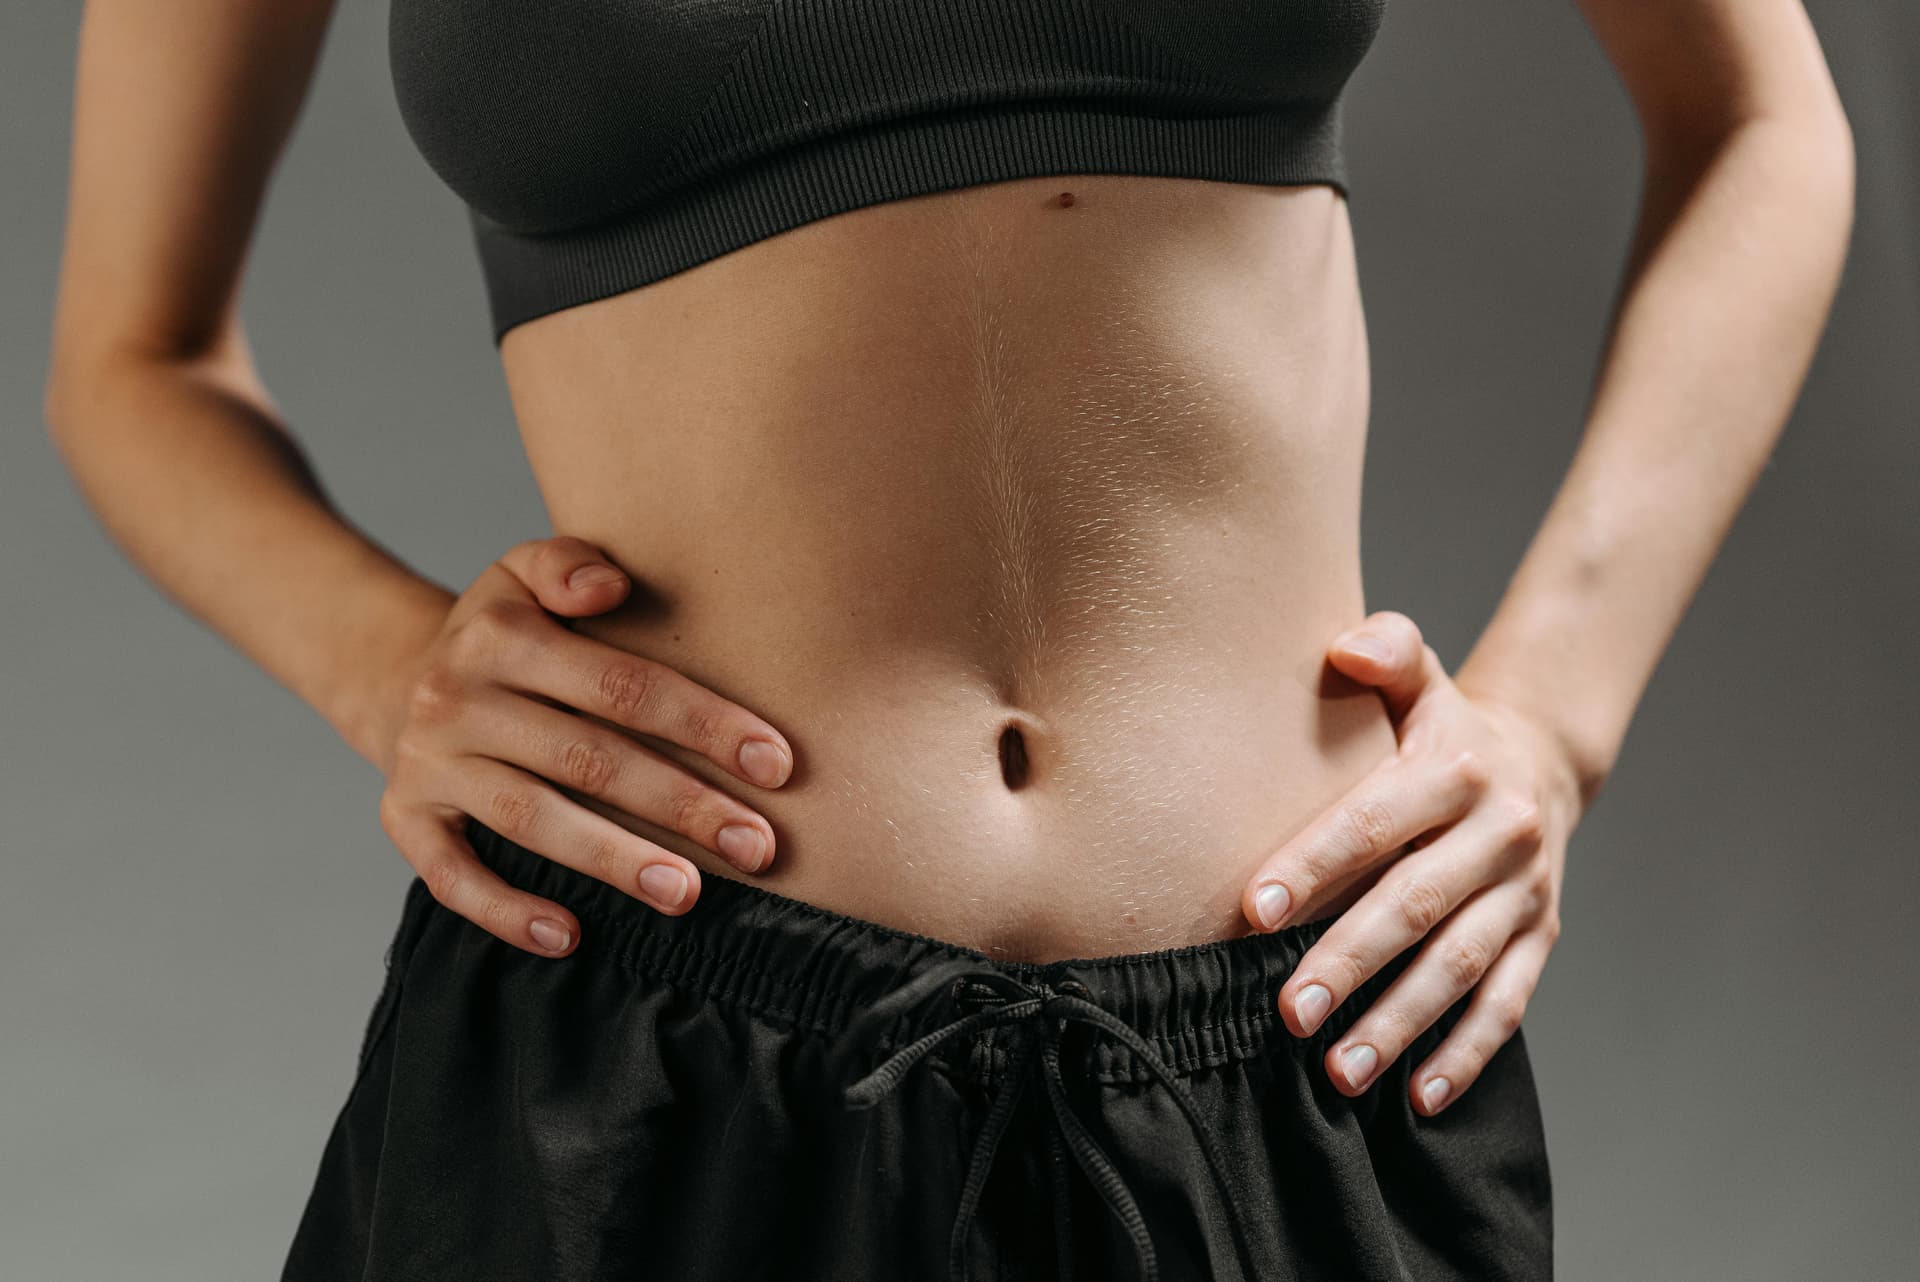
[1055,190,1076,208]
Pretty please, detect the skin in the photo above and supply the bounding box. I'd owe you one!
[43,0,1851,1133]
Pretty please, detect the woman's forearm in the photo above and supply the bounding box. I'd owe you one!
[44,350,456,774]
[1453,108,1855,809]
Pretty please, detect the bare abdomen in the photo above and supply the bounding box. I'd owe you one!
[498,174,1396,960]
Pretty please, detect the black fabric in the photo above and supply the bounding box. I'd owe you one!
[387,0,1389,345]
[282,815,1552,1280]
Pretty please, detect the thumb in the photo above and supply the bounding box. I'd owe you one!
[1326,610,1438,722]
[500,536,631,617]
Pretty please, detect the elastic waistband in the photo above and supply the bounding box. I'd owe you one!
[461,817,1411,1084]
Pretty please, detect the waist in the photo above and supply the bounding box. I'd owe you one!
[457,812,1406,1069]
[560,551,1397,961]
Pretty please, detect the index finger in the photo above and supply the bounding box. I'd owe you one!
[484,616,795,791]
[1241,748,1486,931]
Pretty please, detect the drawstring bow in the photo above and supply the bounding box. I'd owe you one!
[839,956,1262,1282]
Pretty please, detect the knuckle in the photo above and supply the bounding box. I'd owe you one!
[677,701,727,754]
[422,856,464,906]
[448,613,507,668]
[662,781,710,835]
[583,835,629,886]
[1439,934,1495,991]
[470,595,522,635]
[487,787,541,841]
[484,597,541,645]
[1373,1002,1425,1046]
[1501,794,1546,846]
[1449,747,1491,791]
[1389,871,1450,934]
[1455,1033,1497,1070]
[376,790,407,841]
[1294,843,1341,894]
[1342,796,1398,853]
[390,731,434,777]
[506,539,555,577]
[391,725,433,767]
[444,621,486,669]
[1542,912,1564,943]
[473,891,516,935]
[1521,865,1553,915]
[406,662,466,724]
[559,737,619,794]
[1322,944,1372,993]
[598,659,664,723]
[1488,993,1527,1037]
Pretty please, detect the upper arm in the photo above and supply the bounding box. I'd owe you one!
[45,0,339,412]
[1571,0,1852,149]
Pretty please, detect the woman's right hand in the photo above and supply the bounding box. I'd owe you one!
[375,536,794,958]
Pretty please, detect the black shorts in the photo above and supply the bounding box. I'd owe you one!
[282,817,1553,1281]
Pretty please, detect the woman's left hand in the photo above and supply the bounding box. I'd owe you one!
[1239,610,1586,1116]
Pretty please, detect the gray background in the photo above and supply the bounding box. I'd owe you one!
[5,1,1915,1277]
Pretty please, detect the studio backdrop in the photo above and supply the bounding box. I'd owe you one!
[2,2,1914,1278]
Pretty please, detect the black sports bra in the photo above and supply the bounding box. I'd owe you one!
[389,0,1388,346]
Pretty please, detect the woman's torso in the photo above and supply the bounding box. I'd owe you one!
[494,172,1397,962]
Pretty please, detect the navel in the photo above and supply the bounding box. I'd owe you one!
[997,719,1033,791]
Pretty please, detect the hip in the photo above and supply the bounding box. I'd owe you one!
[285,825,1553,1282]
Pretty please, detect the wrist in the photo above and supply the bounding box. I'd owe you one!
[1453,662,1615,818]
[325,569,456,776]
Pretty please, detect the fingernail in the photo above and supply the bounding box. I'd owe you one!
[568,565,624,590]
[639,864,690,909]
[1254,883,1291,930]
[1422,1076,1452,1112]
[528,918,571,952]
[738,739,790,787]
[1342,1043,1379,1088]
[1296,983,1332,1032]
[717,823,767,871]
[1339,632,1391,662]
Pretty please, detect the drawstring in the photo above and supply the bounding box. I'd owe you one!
[839,956,1263,1282]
